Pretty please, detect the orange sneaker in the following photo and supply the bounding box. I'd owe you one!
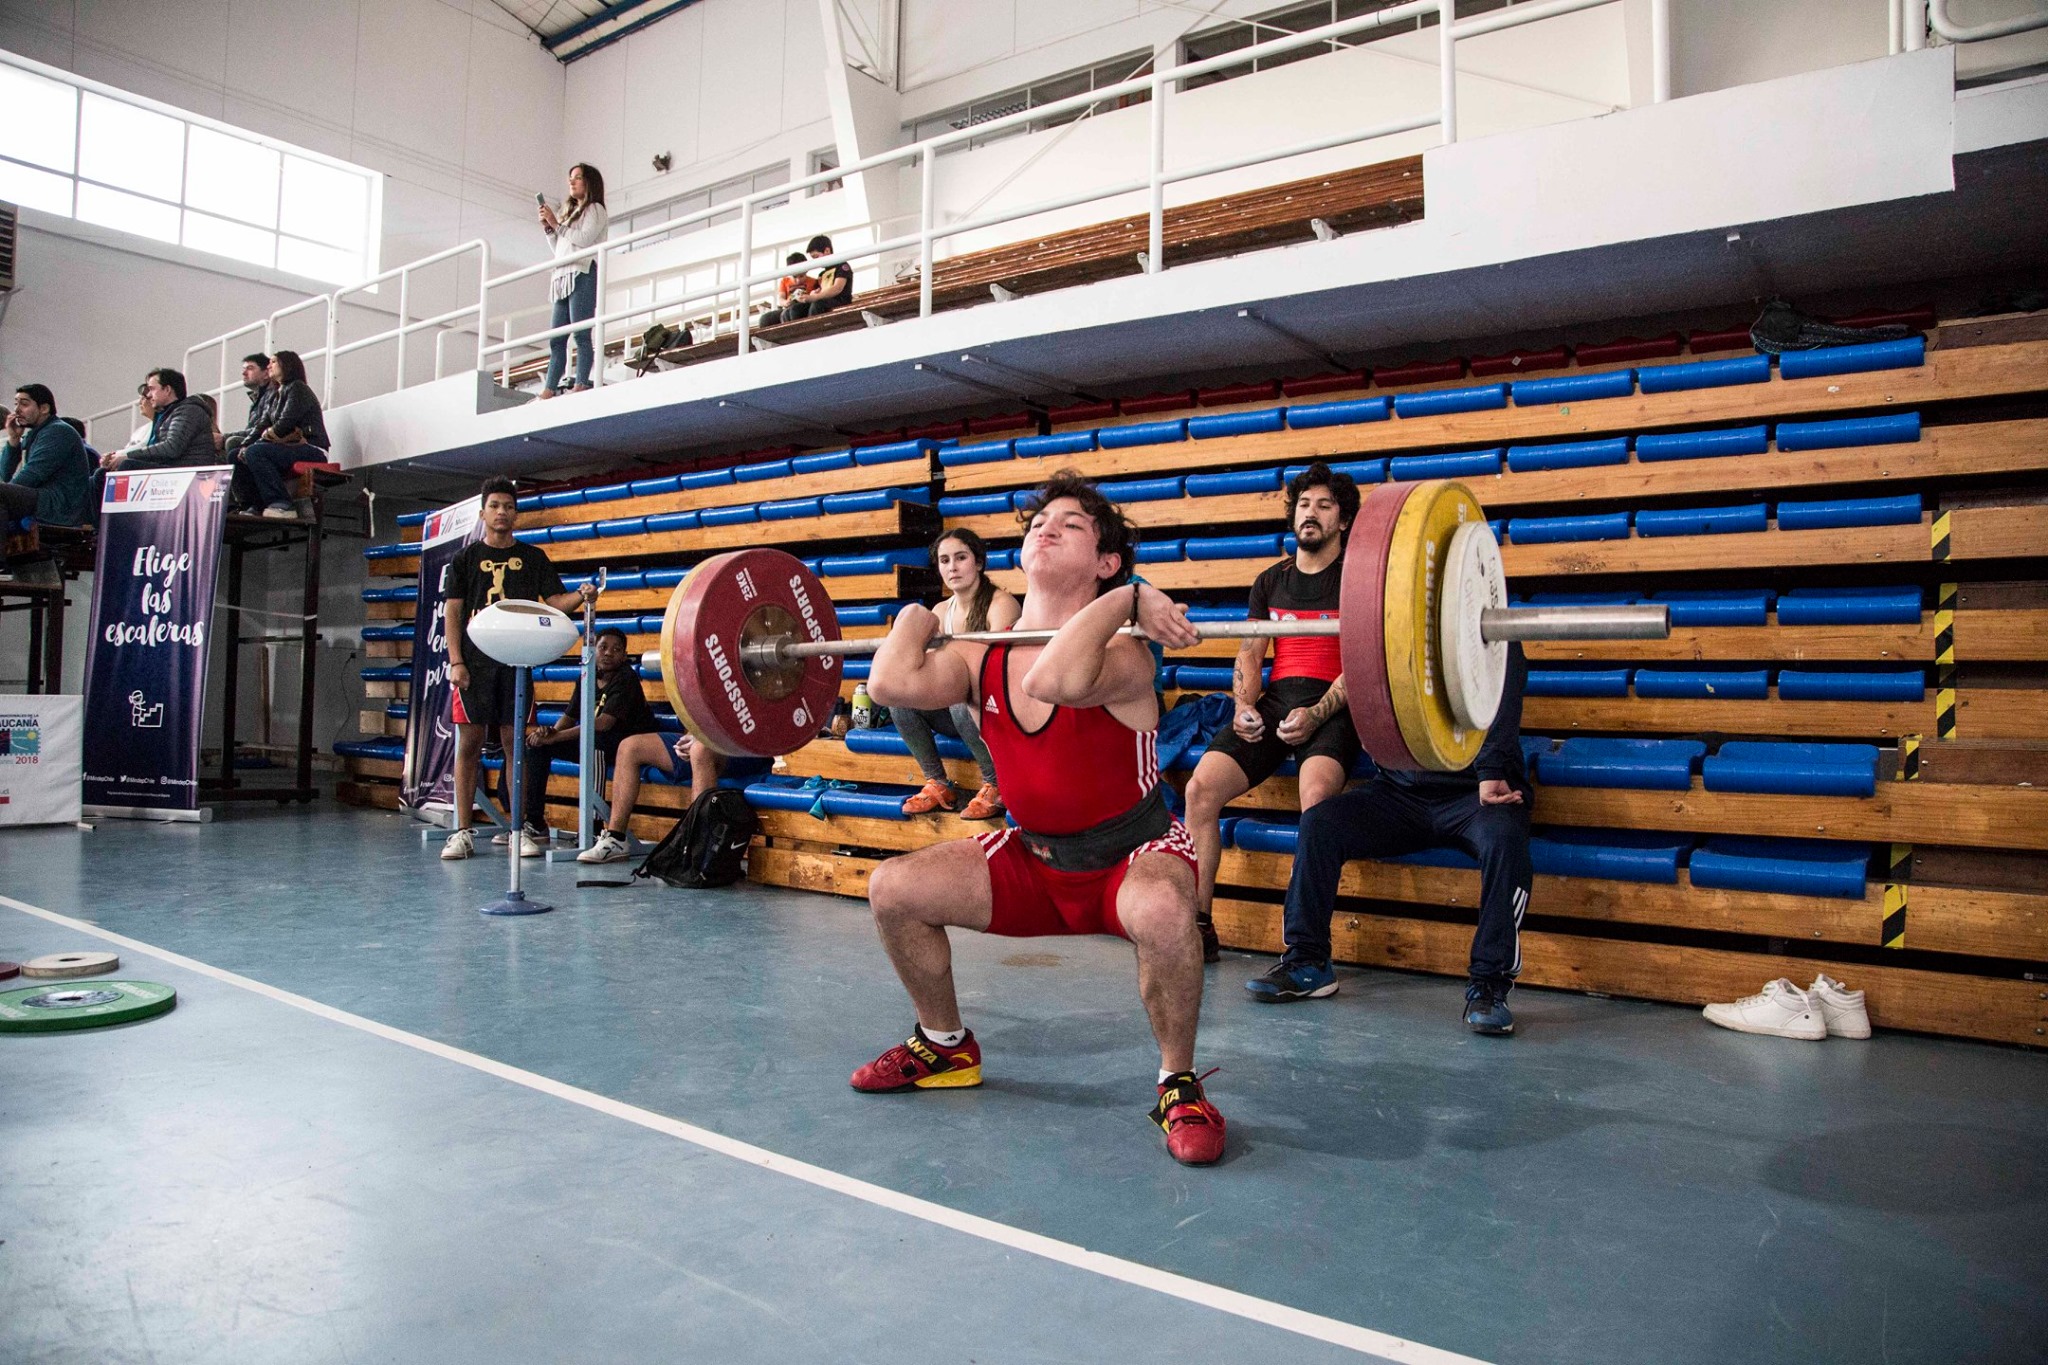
[961,782,1005,820]
[900,779,959,815]
[850,1026,983,1092]
[1151,1069,1227,1165]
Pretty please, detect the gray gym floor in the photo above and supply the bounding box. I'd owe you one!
[2,804,2043,1365]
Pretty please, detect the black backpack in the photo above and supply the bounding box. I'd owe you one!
[636,786,759,889]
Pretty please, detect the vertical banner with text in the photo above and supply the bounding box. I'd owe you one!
[401,496,482,809]
[81,466,230,814]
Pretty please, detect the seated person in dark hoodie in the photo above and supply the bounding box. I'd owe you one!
[101,368,216,471]
[1244,646,1533,1037]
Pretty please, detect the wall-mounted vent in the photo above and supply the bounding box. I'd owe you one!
[0,202,16,293]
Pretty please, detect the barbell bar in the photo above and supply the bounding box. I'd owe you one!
[632,479,1670,771]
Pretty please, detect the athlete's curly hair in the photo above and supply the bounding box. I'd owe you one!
[1284,461,1361,537]
[1016,469,1136,595]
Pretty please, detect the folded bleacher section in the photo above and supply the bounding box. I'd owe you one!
[343,313,2048,1046]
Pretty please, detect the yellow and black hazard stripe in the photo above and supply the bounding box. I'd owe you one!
[1930,510,1953,563]
[1882,842,1911,949]
[1896,733,1921,782]
[1932,582,1958,740]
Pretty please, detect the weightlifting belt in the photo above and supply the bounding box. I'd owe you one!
[1014,786,1172,873]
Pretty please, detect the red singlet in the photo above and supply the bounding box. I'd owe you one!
[969,643,1194,939]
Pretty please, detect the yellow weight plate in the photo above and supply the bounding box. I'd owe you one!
[1381,479,1488,772]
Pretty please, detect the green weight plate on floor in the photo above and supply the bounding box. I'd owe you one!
[0,980,177,1033]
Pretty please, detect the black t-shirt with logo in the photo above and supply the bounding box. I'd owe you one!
[564,666,659,756]
[449,537,566,671]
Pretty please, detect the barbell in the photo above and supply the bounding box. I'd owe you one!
[639,479,1669,772]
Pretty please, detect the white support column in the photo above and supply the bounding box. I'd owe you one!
[818,0,905,233]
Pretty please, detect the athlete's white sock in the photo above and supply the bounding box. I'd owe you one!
[921,1024,967,1047]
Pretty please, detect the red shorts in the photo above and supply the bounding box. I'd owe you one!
[975,819,1198,939]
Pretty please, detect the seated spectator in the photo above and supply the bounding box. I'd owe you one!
[761,235,854,326]
[898,529,1014,819]
[796,234,854,318]
[578,730,723,864]
[517,626,659,851]
[1184,462,1362,962]
[2,383,93,527]
[1246,646,1532,1036]
[233,351,330,520]
[194,392,225,454]
[102,369,215,471]
[759,252,812,328]
[223,353,276,455]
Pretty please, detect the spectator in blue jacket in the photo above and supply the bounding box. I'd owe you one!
[2,383,93,527]
[101,368,215,471]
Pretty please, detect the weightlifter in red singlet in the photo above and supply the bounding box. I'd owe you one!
[853,471,1229,1166]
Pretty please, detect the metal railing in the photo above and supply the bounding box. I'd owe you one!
[94,0,1673,425]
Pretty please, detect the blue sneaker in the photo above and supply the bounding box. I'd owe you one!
[1245,959,1337,1002]
[1463,980,1515,1035]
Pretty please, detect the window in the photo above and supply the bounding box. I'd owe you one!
[904,51,1154,155]
[809,148,842,197]
[0,53,380,285]
[618,162,794,252]
[1180,0,1510,92]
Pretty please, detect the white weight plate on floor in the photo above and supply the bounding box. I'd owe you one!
[22,951,121,979]
[1439,521,1508,732]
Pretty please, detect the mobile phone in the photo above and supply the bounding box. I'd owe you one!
[535,191,548,206]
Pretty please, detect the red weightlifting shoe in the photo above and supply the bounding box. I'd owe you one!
[850,1026,983,1092]
[1151,1069,1226,1166]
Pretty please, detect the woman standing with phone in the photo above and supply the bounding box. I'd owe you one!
[538,164,609,397]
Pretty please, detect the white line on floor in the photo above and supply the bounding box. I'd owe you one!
[0,891,1489,1365]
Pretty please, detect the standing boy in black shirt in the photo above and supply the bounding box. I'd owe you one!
[1184,463,1363,961]
[516,626,658,847]
[440,475,598,860]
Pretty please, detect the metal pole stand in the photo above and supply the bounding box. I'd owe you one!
[481,665,552,916]
[549,568,606,864]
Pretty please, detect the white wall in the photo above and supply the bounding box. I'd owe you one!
[563,0,835,221]
[0,0,570,427]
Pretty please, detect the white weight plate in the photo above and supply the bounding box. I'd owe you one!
[23,951,121,979]
[1438,521,1508,732]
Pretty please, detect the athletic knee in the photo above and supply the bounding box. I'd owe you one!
[1120,879,1196,945]
[1183,774,1228,821]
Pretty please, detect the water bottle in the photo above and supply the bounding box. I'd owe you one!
[851,682,875,729]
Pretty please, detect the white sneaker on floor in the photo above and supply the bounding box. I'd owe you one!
[1808,974,1872,1039]
[517,829,544,858]
[1702,978,1826,1040]
[441,828,474,860]
[577,829,631,864]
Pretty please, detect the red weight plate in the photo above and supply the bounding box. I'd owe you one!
[0,961,18,982]
[663,549,842,758]
[1341,482,1421,771]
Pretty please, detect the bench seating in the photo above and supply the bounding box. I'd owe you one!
[341,306,2048,1046]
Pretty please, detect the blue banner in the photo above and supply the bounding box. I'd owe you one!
[81,466,230,812]
[401,496,482,809]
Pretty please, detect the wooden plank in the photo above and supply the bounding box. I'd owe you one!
[1521,690,2048,742]
[748,844,879,899]
[335,781,401,811]
[941,342,2048,492]
[541,503,931,565]
[1209,898,2048,1046]
[1214,850,2048,960]
[519,456,935,531]
[1525,612,2048,665]
[1528,778,2048,853]
[943,419,2048,533]
[1506,507,2043,578]
[780,740,983,791]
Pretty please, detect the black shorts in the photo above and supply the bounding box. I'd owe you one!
[452,663,519,729]
[1206,675,1361,788]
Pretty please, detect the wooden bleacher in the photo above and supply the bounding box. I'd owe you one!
[340,310,2048,1047]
